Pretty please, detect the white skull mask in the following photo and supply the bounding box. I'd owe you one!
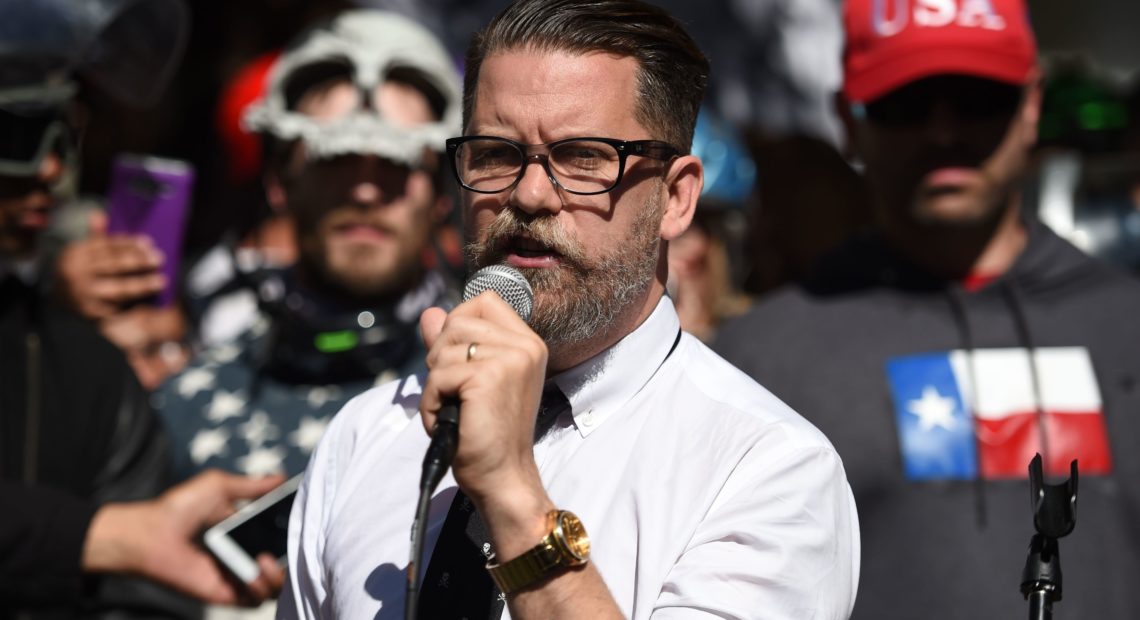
[244,10,461,168]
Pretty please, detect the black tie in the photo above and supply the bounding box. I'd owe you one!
[416,386,572,620]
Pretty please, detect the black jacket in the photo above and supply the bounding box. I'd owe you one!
[714,219,1140,620]
[0,276,187,619]
[0,482,98,604]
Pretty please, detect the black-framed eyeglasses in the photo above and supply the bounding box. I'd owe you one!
[445,136,679,196]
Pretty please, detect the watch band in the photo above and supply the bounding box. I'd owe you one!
[485,509,589,595]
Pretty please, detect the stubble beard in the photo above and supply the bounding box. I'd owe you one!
[300,237,421,303]
[465,196,663,353]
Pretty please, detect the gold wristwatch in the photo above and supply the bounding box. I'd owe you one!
[485,509,590,595]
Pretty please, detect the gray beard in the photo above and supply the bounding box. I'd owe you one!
[465,194,663,349]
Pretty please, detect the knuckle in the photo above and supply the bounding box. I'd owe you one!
[487,359,513,383]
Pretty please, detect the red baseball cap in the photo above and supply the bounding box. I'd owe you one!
[215,51,279,184]
[842,0,1037,103]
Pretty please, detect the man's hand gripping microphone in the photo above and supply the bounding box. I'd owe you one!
[407,265,534,620]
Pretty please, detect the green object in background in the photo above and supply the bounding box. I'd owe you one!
[1038,66,1130,151]
[315,330,359,353]
[1076,100,1127,132]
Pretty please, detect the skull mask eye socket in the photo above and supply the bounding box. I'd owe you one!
[384,66,447,123]
[280,61,447,126]
[283,58,356,112]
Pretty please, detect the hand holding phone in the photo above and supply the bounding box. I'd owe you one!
[104,154,194,307]
[55,209,165,320]
[82,470,286,605]
[204,474,301,584]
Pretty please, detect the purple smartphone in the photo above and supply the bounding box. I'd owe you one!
[105,154,195,307]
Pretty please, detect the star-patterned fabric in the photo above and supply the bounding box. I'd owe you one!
[156,314,428,481]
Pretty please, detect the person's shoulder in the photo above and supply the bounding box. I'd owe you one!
[716,236,890,338]
[673,335,838,453]
[39,301,116,353]
[718,284,817,330]
[318,373,426,445]
[37,302,136,385]
[294,373,427,497]
[1020,222,1140,303]
[712,280,858,369]
[154,333,256,409]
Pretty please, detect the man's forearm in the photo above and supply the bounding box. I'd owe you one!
[477,479,625,620]
[509,563,624,620]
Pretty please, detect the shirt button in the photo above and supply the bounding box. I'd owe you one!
[581,410,595,427]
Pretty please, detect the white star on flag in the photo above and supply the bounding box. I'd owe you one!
[306,387,330,408]
[207,390,246,423]
[239,411,281,448]
[289,416,330,453]
[177,367,216,398]
[236,446,286,477]
[210,343,241,364]
[189,427,230,465]
[907,386,960,431]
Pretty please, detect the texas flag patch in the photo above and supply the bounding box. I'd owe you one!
[885,347,1112,481]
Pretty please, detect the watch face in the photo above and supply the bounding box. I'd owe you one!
[557,511,590,562]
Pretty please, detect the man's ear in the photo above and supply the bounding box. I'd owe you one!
[264,172,288,213]
[1018,68,1044,147]
[659,154,702,241]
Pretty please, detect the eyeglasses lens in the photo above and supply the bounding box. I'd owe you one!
[548,140,620,194]
[455,138,622,194]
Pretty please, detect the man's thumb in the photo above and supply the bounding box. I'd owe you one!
[419,307,448,350]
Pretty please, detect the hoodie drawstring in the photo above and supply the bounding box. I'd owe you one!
[945,279,1053,530]
[945,288,988,529]
[999,280,1053,476]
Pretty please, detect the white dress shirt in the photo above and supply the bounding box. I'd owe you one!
[278,298,859,619]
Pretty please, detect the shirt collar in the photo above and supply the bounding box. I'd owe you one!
[550,296,680,437]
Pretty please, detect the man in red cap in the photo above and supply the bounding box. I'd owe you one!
[715,0,1140,618]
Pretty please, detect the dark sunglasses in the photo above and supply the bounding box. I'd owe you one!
[0,105,75,176]
[859,75,1024,128]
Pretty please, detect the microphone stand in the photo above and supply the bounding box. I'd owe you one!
[1020,454,1078,620]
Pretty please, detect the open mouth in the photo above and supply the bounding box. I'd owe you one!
[500,234,564,268]
[508,235,561,258]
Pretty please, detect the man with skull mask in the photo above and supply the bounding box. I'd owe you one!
[156,10,461,486]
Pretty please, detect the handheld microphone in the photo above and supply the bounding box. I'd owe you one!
[420,265,534,492]
[408,265,533,619]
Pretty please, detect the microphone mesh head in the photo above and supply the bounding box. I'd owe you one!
[463,265,534,322]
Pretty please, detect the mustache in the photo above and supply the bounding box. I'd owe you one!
[322,210,398,234]
[466,209,587,268]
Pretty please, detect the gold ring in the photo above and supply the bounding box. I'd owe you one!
[466,342,478,362]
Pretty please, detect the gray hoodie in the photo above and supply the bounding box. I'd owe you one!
[714,218,1140,619]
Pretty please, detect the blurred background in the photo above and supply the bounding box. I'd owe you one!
[72,0,1140,295]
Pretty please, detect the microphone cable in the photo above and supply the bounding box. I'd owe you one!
[405,265,533,620]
